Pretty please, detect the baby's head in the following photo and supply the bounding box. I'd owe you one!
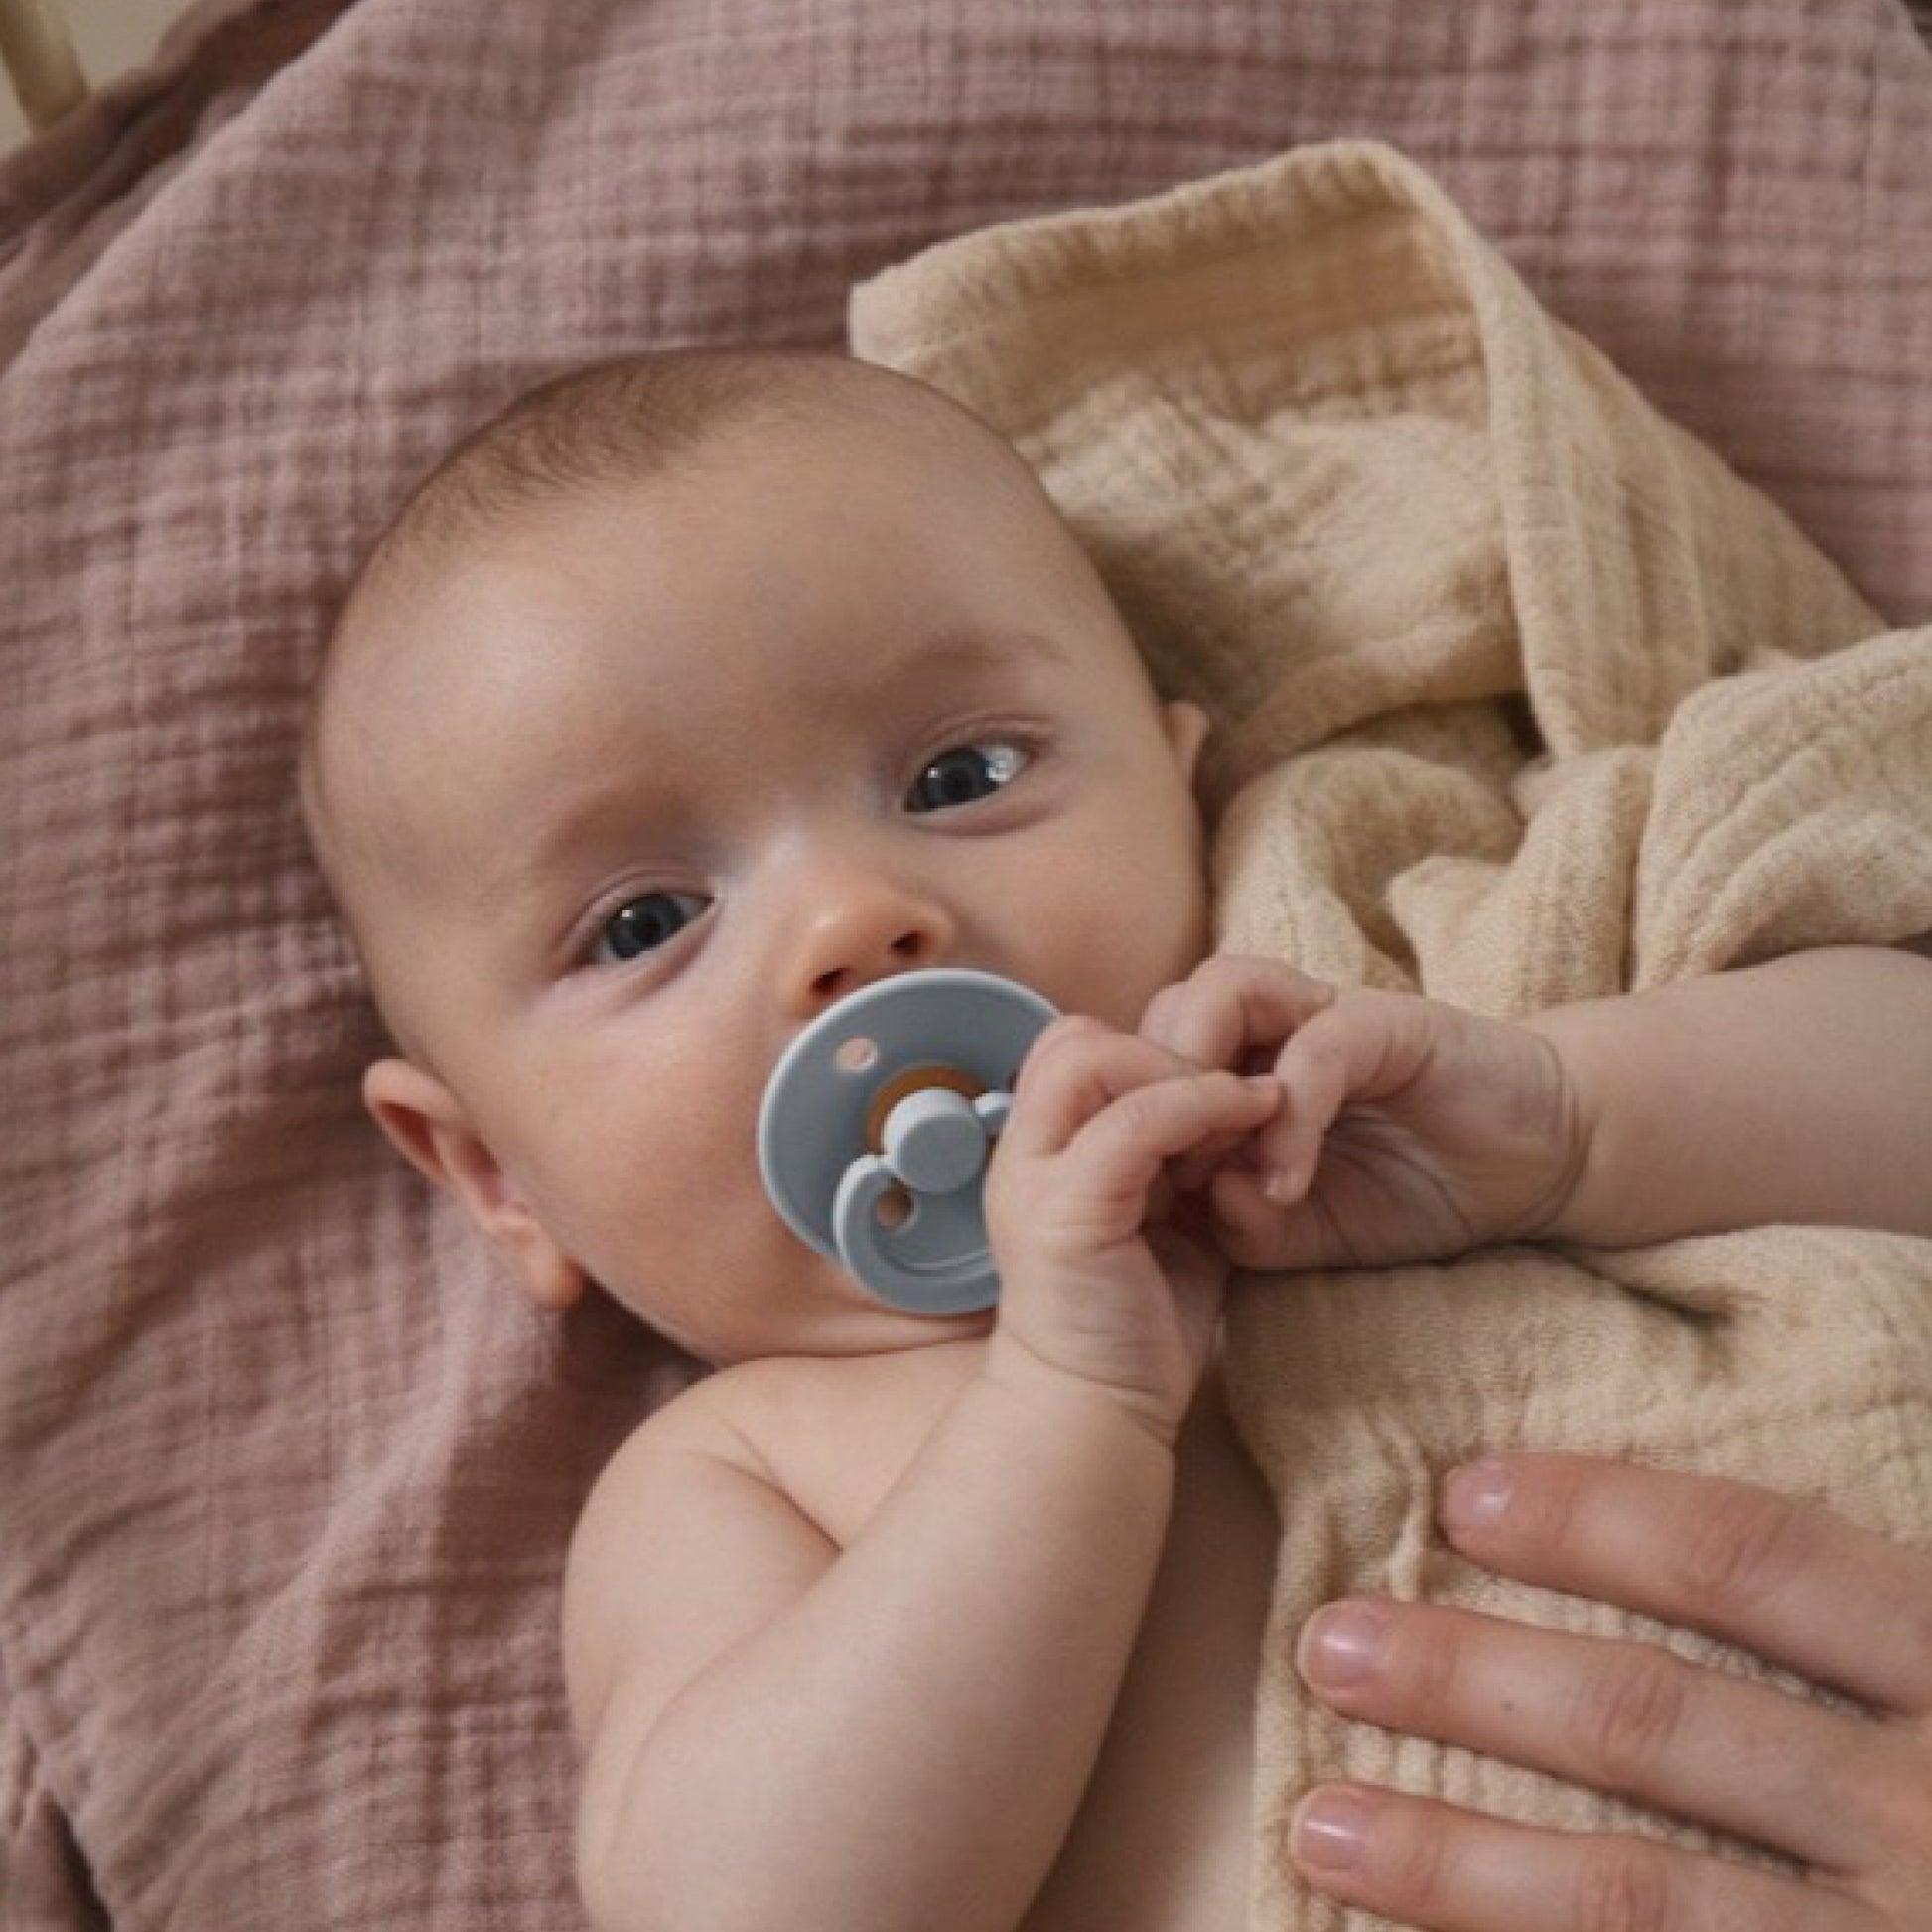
[301,348,1213,1363]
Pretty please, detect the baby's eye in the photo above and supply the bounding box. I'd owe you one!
[591,891,709,965]
[906,740,1030,813]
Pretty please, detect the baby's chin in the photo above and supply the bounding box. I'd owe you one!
[624,1287,996,1369]
[817,1305,999,1359]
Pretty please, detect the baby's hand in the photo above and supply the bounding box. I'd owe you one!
[983,1015,1280,1443]
[1139,957,1585,1271]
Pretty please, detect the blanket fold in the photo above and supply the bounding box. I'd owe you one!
[851,139,1932,1929]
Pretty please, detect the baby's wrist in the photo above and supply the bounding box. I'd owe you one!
[1518,1003,1631,1247]
[981,1328,1188,1455]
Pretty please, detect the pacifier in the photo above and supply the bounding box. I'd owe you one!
[756,968,1059,1315]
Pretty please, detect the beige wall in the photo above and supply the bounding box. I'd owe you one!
[2,0,201,152]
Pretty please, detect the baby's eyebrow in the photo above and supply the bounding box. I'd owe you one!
[485,627,1069,913]
[930,628,1068,670]
[852,627,1071,700]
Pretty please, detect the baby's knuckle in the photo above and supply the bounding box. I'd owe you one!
[1021,1013,1102,1075]
[1191,953,1259,990]
[1139,982,1183,1030]
[1570,1651,1691,1792]
[1670,1485,1810,1620]
[1109,1083,1166,1138]
[1113,1074,1201,1141]
[1044,1012,1107,1047]
[1293,1021,1351,1083]
[1569,1836,1678,1932]
[1217,952,1327,1000]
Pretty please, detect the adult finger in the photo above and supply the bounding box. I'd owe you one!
[1287,1783,1878,1932]
[1437,1455,1932,1719]
[1297,1596,1891,1872]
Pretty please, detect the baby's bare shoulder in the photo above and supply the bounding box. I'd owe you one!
[583,1342,977,1494]
[562,1343,981,1744]
[562,1356,840,1598]
[559,1364,831,1756]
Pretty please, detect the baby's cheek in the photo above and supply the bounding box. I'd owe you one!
[1059,904,1207,1034]
[532,1106,703,1271]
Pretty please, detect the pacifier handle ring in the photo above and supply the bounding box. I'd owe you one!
[833,1150,1001,1316]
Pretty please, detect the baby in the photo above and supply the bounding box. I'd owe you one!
[300,347,1932,1932]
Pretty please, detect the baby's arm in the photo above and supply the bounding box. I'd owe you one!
[565,1024,1278,1932]
[564,1357,1175,1932]
[1529,942,1932,1248]
[1141,943,1932,1271]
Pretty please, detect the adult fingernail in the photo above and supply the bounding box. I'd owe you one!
[1297,1601,1390,1687]
[1292,1786,1375,1872]
[1441,1458,1514,1532]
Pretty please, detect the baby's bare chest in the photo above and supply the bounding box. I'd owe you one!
[771,1345,1278,1931]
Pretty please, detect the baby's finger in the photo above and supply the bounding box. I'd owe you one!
[1253,1014,1355,1202]
[1169,1118,1267,1194]
[1063,1072,1279,1223]
[1257,994,1435,1198]
[1002,1017,1190,1159]
[1139,956,1337,1070]
[1286,1783,1869,1932]
[1207,1164,1326,1271]
[1437,1454,1932,1720]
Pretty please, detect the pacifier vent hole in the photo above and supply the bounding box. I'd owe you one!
[836,1036,880,1074]
[875,1185,914,1230]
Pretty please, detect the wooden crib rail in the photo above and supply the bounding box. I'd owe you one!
[0,0,87,130]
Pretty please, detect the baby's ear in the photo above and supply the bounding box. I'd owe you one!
[361,1057,587,1311]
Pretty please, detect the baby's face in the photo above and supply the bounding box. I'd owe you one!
[351,405,1211,1363]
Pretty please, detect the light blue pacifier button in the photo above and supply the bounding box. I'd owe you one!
[881,1085,987,1196]
[756,967,1059,1315]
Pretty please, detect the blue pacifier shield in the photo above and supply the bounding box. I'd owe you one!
[757,969,1059,1315]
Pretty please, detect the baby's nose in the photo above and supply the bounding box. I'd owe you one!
[783,878,954,1018]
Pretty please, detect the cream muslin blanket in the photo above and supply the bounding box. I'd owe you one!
[852,140,1932,1927]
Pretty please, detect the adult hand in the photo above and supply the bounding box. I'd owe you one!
[1289,1454,1932,1929]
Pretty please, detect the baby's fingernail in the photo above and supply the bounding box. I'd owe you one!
[1441,1459,1515,1532]
[1291,1785,1377,1873]
[1263,1166,1296,1204]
